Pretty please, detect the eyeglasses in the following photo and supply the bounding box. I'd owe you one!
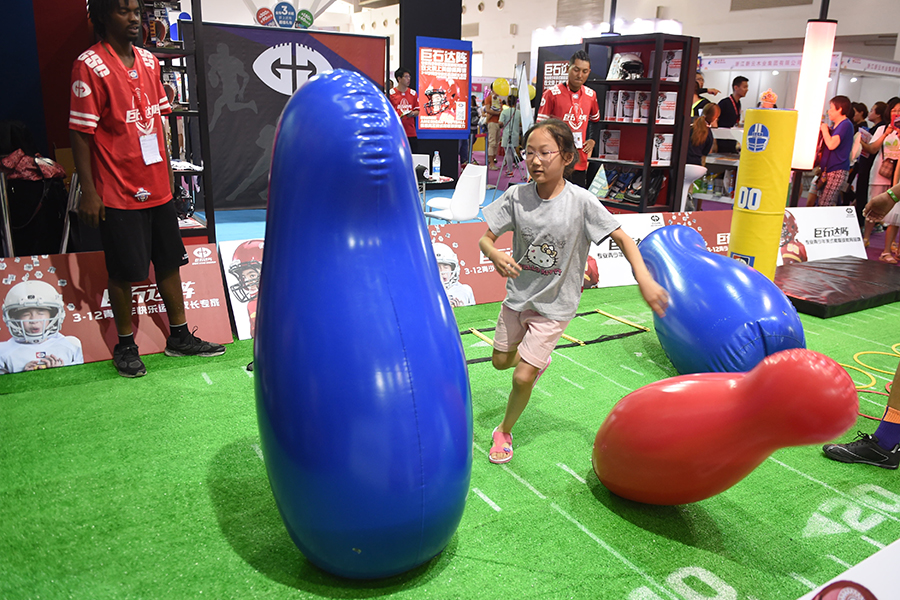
[524,150,559,162]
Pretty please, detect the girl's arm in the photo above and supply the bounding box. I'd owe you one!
[610,228,668,317]
[479,229,521,278]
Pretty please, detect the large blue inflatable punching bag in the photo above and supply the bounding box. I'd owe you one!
[255,69,473,579]
[640,225,805,374]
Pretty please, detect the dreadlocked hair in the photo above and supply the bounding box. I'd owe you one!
[89,0,145,40]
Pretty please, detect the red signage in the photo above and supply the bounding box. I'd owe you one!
[0,245,232,374]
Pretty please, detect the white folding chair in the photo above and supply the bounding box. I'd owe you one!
[682,164,707,212]
[424,164,487,223]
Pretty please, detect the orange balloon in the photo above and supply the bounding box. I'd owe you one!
[592,349,858,505]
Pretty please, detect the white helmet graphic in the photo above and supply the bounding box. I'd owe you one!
[432,243,460,287]
[2,280,65,344]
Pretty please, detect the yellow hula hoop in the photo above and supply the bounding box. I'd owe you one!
[840,363,876,389]
[893,343,900,355]
[853,351,900,375]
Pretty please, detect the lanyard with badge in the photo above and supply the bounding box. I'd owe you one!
[103,42,163,167]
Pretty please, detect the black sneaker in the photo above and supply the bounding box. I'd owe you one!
[822,432,900,470]
[113,343,146,378]
[164,327,226,358]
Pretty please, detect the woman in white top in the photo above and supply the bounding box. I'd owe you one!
[860,98,900,256]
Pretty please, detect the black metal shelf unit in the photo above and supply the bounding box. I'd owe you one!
[583,33,699,213]
[150,0,216,242]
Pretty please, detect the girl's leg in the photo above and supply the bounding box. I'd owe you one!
[489,349,540,462]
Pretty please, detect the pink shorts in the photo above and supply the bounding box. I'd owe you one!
[493,305,569,369]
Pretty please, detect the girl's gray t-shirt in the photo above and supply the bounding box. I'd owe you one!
[483,181,621,321]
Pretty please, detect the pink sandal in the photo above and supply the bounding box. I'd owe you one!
[489,427,513,464]
[879,252,898,264]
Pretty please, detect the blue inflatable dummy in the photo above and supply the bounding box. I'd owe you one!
[255,69,472,579]
[640,225,805,374]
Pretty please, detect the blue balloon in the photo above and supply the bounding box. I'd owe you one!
[640,225,805,374]
[255,69,472,579]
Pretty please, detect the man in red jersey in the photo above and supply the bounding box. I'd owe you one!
[388,67,420,153]
[70,0,225,378]
[537,50,601,188]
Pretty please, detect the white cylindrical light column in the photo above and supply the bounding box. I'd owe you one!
[791,19,837,170]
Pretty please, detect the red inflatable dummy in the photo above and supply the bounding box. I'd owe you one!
[593,349,858,505]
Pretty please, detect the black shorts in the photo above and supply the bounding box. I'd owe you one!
[99,200,188,282]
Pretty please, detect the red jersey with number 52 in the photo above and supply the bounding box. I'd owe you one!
[537,83,601,171]
[69,42,173,210]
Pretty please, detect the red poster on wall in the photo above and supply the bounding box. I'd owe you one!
[0,245,232,375]
[416,36,471,139]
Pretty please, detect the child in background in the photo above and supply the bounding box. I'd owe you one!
[478,118,669,464]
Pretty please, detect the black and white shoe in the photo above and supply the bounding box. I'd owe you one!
[113,343,147,378]
[822,432,900,470]
[164,328,226,358]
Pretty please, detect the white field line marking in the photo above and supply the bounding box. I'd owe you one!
[552,351,632,391]
[814,323,894,349]
[861,536,886,549]
[201,372,212,385]
[472,441,546,500]
[788,574,817,590]
[860,395,889,408]
[620,365,644,376]
[845,315,869,323]
[550,503,677,600]
[533,387,552,397]
[556,462,587,484]
[647,359,675,374]
[870,306,898,316]
[472,488,501,512]
[826,554,851,568]
[243,367,254,378]
[475,441,671,595]
[767,457,900,522]
[861,312,884,320]
[250,444,264,462]
[804,328,820,336]
[560,376,584,390]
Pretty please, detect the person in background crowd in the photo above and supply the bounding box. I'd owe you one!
[860,98,900,254]
[388,67,419,154]
[687,103,719,167]
[484,88,503,170]
[852,102,870,132]
[499,93,523,177]
[756,88,778,109]
[536,50,601,188]
[808,95,854,208]
[716,76,748,153]
[70,0,225,378]
[692,72,720,117]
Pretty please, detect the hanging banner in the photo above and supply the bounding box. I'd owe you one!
[191,23,387,210]
[415,36,472,140]
[0,247,232,375]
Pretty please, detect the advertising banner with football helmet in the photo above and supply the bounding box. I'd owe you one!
[416,37,472,140]
[193,24,387,210]
[219,239,264,340]
[0,246,232,374]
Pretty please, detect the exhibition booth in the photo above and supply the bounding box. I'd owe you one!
[3,3,900,599]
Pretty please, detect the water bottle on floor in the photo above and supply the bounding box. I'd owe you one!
[433,151,441,179]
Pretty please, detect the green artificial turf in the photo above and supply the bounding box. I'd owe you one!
[1,287,899,599]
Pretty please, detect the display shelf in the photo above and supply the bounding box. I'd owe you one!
[583,32,700,213]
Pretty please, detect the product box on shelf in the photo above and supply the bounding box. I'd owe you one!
[616,90,635,122]
[651,133,673,165]
[655,92,678,124]
[605,91,618,121]
[596,130,620,159]
[648,49,683,81]
[633,91,651,123]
